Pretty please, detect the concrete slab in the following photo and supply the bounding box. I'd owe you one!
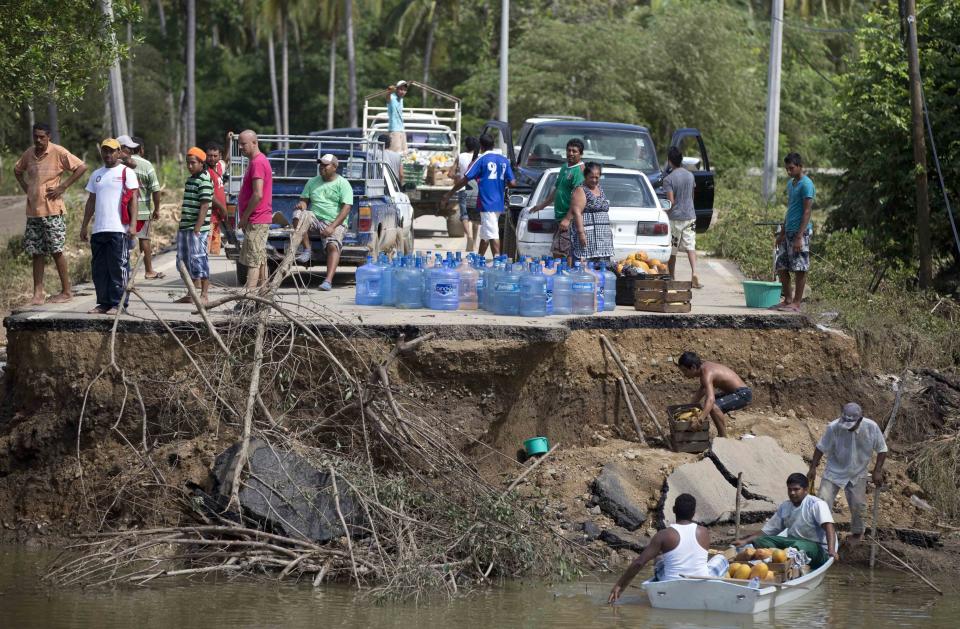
[661,458,775,526]
[708,436,808,503]
[4,215,803,337]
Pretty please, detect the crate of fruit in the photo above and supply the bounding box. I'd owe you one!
[666,404,710,453]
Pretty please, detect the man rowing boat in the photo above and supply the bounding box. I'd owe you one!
[608,494,709,603]
[734,472,839,569]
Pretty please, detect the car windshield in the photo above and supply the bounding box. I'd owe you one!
[407,131,454,147]
[522,128,658,172]
[533,172,655,208]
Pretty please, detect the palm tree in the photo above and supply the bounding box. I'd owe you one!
[345,0,357,127]
[390,0,456,89]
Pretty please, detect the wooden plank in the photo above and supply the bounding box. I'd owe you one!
[669,419,708,433]
[633,289,693,302]
[671,441,710,453]
[632,279,692,290]
[634,301,692,313]
[672,433,710,443]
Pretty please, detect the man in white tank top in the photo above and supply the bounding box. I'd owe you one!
[608,494,710,603]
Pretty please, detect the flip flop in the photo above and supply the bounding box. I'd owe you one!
[769,302,791,311]
[87,306,109,314]
[144,272,166,280]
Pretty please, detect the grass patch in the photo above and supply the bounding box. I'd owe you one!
[701,171,960,371]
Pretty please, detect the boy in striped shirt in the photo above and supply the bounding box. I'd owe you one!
[176,147,213,304]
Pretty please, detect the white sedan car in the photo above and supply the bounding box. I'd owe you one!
[515,167,672,262]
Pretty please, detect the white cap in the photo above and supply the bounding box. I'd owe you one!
[319,153,338,165]
[117,134,139,148]
[840,402,863,422]
[396,80,408,88]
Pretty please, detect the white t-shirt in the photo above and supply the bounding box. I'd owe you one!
[85,164,139,234]
[762,494,834,546]
[458,151,476,190]
[817,417,888,487]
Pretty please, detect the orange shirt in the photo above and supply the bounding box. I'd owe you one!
[14,143,85,217]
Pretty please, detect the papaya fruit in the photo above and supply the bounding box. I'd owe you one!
[772,549,788,563]
[749,563,769,579]
[733,565,752,580]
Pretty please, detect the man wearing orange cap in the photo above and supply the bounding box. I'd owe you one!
[80,139,139,315]
[175,147,214,304]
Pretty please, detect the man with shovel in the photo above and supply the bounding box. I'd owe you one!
[807,402,888,545]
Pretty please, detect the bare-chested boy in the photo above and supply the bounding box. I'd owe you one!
[677,351,752,437]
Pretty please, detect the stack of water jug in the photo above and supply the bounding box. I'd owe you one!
[355,251,617,316]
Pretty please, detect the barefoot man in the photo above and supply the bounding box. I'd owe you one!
[14,122,87,304]
[677,351,752,438]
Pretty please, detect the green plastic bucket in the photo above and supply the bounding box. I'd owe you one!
[523,436,549,457]
[742,280,783,308]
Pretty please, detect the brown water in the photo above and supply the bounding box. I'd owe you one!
[0,545,954,628]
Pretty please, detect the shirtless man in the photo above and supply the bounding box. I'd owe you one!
[677,351,752,437]
[608,494,709,603]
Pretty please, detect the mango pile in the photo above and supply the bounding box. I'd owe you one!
[615,251,668,277]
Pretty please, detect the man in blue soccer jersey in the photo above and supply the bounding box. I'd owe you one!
[444,134,516,256]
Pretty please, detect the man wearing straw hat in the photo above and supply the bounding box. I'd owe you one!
[807,402,888,545]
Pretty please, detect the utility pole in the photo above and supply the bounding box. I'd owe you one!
[99,0,128,137]
[905,0,931,288]
[498,0,509,123]
[761,0,784,203]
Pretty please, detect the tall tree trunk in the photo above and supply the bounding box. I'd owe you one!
[155,0,166,33]
[212,23,220,48]
[293,19,304,72]
[821,0,828,19]
[100,0,128,136]
[186,0,196,147]
[281,8,289,136]
[345,0,357,127]
[267,31,282,135]
[327,37,337,129]
[422,6,438,87]
[156,0,175,156]
[126,21,134,134]
[47,86,61,144]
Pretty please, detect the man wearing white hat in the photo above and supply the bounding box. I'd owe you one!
[807,402,888,543]
[292,154,353,291]
[387,80,408,153]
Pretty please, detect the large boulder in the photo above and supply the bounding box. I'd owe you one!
[661,458,775,526]
[592,463,647,531]
[708,436,807,503]
[599,526,650,552]
[210,439,363,543]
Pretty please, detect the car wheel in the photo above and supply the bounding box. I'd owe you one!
[446,213,465,238]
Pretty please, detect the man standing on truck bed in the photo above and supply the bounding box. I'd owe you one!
[677,351,752,438]
[529,138,585,263]
[387,81,408,153]
[443,134,515,256]
[236,130,273,291]
[293,154,354,291]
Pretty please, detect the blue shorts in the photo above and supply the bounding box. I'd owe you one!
[715,387,752,413]
[457,190,469,221]
[177,230,210,280]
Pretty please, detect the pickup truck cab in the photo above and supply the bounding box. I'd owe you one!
[480,119,715,256]
[224,133,413,284]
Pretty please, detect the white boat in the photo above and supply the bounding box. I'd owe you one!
[641,557,834,615]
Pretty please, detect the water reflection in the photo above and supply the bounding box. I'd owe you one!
[0,546,952,628]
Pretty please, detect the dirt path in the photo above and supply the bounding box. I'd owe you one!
[0,195,25,242]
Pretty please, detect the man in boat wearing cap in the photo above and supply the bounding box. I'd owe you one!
[608,494,710,603]
[734,473,839,569]
[807,402,888,545]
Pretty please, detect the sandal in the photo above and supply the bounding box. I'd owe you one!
[144,272,166,280]
[87,306,109,314]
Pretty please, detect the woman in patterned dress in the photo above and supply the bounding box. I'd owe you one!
[569,162,614,263]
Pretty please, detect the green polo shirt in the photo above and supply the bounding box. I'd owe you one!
[554,162,585,220]
[301,175,354,222]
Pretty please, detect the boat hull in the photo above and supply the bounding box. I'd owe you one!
[642,558,833,615]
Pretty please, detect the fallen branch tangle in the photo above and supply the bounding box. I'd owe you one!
[49,231,592,599]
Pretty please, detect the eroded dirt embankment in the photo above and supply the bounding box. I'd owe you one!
[0,319,945,553]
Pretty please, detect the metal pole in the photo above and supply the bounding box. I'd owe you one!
[761,0,784,203]
[905,0,932,288]
[498,0,509,123]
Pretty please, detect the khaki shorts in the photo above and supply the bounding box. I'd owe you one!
[670,219,696,255]
[293,209,346,252]
[389,131,408,153]
[240,223,269,267]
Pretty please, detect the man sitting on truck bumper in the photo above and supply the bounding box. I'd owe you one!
[293,153,354,291]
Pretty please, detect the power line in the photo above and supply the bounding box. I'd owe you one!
[921,83,960,261]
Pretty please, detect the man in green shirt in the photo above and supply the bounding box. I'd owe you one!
[119,135,164,279]
[529,138,584,262]
[293,153,354,291]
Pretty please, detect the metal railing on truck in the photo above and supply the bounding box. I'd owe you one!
[362,81,461,155]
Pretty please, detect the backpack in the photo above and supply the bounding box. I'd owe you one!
[118,166,144,231]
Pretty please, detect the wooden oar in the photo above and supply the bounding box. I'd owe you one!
[678,574,811,590]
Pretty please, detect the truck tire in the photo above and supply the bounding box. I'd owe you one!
[402,226,415,255]
[235,261,248,286]
[446,214,465,238]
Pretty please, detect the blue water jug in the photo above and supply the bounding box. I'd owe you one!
[475,257,487,308]
[428,262,460,310]
[603,265,617,311]
[396,258,423,309]
[493,263,521,315]
[355,256,383,305]
[520,263,548,317]
[379,254,395,307]
[571,261,596,315]
[593,262,606,312]
[552,264,573,315]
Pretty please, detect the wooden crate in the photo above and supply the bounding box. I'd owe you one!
[614,274,671,306]
[666,403,711,453]
[633,279,693,313]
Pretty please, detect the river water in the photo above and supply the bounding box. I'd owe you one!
[0,545,954,628]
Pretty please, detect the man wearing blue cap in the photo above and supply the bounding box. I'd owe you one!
[807,402,888,544]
